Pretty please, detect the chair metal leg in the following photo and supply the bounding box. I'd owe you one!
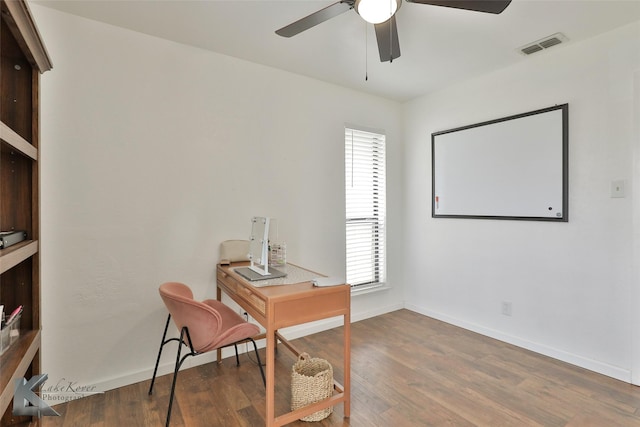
[159,327,264,426]
[249,338,266,386]
[230,339,264,385]
[149,314,172,395]
[166,327,196,427]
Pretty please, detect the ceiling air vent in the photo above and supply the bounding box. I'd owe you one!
[518,33,568,56]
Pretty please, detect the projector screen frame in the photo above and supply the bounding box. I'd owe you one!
[431,104,569,222]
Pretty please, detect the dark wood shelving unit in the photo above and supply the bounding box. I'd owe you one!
[0,1,51,425]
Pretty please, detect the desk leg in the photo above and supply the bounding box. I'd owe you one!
[216,286,223,364]
[344,312,351,417]
[266,328,276,427]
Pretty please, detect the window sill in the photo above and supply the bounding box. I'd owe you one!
[351,283,391,296]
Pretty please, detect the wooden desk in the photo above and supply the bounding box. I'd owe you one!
[216,262,350,427]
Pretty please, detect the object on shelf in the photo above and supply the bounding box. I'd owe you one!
[0,309,21,356]
[0,230,27,249]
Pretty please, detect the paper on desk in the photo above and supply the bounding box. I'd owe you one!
[312,277,345,287]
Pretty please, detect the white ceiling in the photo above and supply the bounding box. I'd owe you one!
[33,0,640,102]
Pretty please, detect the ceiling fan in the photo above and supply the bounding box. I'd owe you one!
[276,0,512,62]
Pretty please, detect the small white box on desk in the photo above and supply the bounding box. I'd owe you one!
[312,277,345,287]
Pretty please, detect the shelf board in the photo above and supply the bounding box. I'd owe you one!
[0,329,41,417]
[0,121,37,161]
[0,240,38,275]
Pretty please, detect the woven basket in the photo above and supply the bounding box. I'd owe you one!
[291,352,334,422]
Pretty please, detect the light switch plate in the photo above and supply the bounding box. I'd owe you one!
[611,180,626,198]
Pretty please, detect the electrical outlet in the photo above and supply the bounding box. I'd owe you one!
[237,307,251,322]
[501,301,512,316]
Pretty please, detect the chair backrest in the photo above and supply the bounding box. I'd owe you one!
[159,282,222,353]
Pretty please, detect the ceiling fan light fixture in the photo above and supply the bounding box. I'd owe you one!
[355,0,400,24]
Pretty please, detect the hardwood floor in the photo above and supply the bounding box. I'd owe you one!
[42,309,640,426]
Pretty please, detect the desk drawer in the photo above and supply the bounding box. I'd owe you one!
[217,268,266,316]
[238,286,266,315]
[217,269,238,294]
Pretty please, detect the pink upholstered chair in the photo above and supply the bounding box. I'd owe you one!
[148,282,265,426]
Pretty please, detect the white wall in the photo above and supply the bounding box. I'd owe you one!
[632,69,640,384]
[403,20,640,382]
[32,5,404,395]
[32,0,640,399]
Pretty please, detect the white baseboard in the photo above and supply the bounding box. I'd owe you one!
[404,303,632,383]
[83,302,404,397]
[57,300,629,404]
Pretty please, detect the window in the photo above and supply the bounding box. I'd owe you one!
[345,127,387,289]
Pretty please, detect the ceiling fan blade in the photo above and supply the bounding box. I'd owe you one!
[276,1,354,37]
[405,0,511,14]
[374,16,401,62]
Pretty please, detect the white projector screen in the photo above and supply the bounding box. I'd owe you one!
[432,104,568,221]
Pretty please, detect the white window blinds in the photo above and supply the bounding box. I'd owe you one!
[345,127,387,288]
